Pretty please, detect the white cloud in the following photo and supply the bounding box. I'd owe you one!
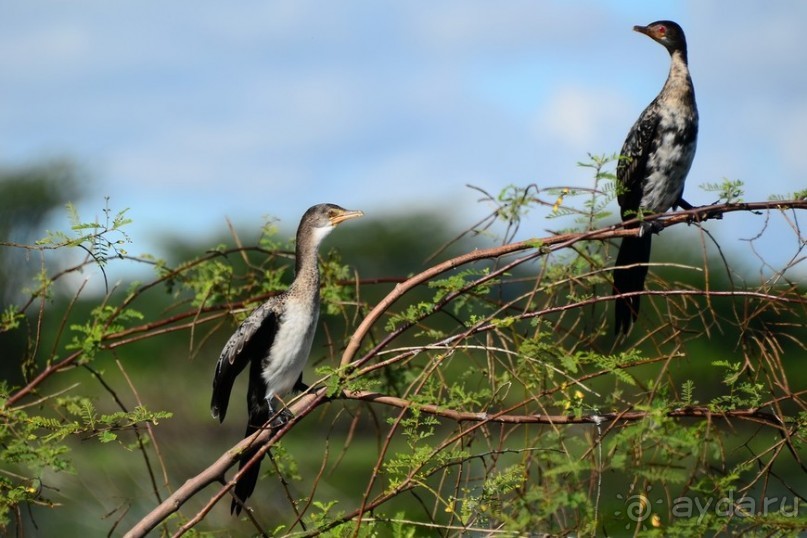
[538,85,632,152]
[2,0,805,278]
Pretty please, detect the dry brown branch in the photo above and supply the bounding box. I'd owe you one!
[125,383,800,537]
[124,392,326,538]
[8,199,804,409]
[7,197,806,536]
[339,199,807,368]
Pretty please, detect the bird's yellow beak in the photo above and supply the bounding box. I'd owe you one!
[330,208,364,226]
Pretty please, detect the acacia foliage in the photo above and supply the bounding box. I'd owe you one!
[2,159,807,536]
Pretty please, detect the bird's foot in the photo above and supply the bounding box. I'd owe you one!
[702,209,724,221]
[703,200,725,220]
[674,197,723,224]
[683,200,723,224]
[676,198,698,225]
[683,212,699,225]
[269,408,294,428]
[638,221,663,237]
[265,397,294,428]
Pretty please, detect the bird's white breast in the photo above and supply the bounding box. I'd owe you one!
[261,298,320,399]
[642,105,697,213]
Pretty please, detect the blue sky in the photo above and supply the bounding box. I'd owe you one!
[1,1,805,280]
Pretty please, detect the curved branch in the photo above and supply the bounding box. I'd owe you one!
[8,199,802,409]
[125,381,797,536]
[338,199,807,368]
[124,391,328,538]
[349,391,790,429]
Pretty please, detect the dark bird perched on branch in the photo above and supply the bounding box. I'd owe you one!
[211,203,363,514]
[613,20,698,335]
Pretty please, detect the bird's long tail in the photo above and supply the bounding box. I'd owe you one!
[613,234,653,335]
[231,404,268,515]
[232,357,269,515]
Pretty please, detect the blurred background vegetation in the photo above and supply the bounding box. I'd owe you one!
[1,159,806,537]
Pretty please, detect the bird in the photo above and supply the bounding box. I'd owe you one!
[210,203,363,514]
[613,20,698,335]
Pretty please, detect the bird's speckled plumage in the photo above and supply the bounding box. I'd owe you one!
[210,203,363,514]
[613,20,698,335]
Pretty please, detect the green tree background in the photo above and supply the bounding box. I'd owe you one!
[1,159,806,536]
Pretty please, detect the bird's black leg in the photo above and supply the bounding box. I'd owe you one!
[675,198,700,224]
[676,198,694,211]
[265,395,294,427]
[677,196,724,223]
[292,373,309,393]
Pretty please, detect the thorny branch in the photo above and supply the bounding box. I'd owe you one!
[6,199,805,409]
[5,198,807,536]
[338,199,807,368]
[126,386,803,537]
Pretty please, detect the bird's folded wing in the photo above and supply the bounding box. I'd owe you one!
[210,300,280,421]
[617,103,661,214]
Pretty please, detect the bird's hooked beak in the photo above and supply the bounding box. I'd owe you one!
[633,24,662,41]
[329,208,364,226]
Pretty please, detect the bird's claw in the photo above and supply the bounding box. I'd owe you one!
[272,409,294,429]
[265,397,295,428]
[685,201,723,224]
[639,221,663,237]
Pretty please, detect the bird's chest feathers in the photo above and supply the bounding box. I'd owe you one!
[261,299,320,396]
[642,105,697,212]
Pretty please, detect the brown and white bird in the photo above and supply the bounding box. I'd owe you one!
[211,203,363,514]
[613,20,698,335]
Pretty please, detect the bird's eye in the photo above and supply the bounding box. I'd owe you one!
[657,25,667,35]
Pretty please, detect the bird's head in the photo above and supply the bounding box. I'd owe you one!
[634,20,687,55]
[299,203,364,244]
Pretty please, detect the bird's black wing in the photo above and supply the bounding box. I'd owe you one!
[613,100,662,334]
[210,299,280,422]
[617,100,661,219]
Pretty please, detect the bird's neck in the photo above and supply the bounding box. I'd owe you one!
[291,226,331,293]
[661,49,695,104]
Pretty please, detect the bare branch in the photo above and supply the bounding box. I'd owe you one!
[125,382,800,535]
